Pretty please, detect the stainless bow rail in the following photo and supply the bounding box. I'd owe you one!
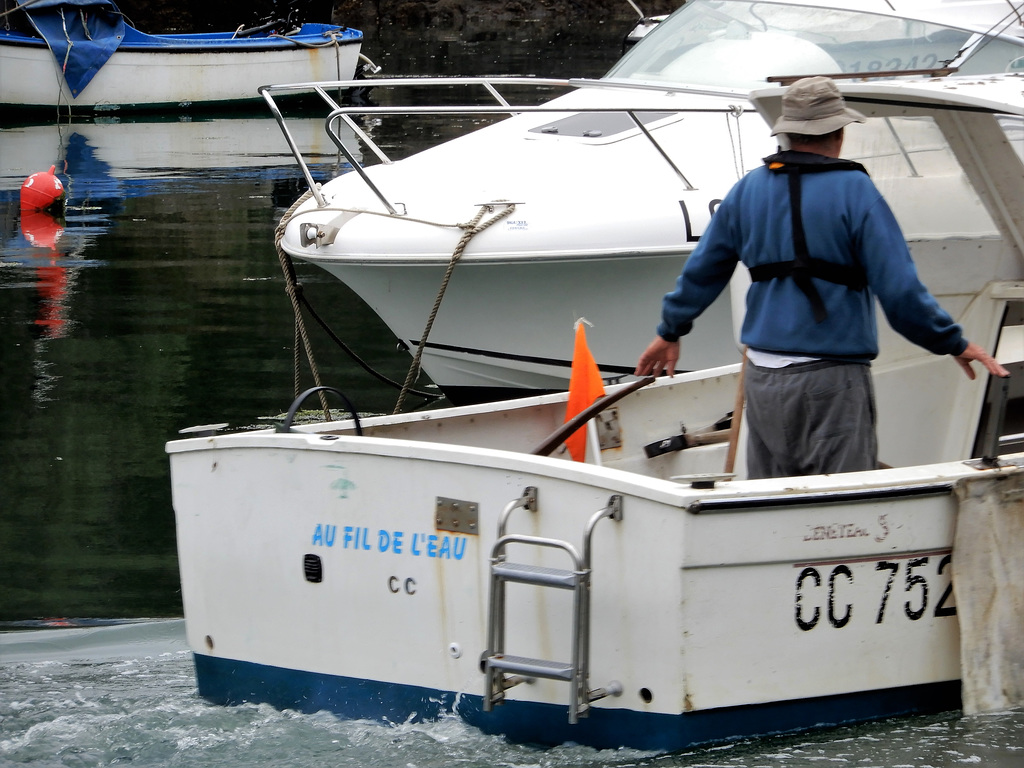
[260,76,751,213]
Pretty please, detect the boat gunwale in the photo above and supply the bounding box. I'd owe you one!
[0,28,361,54]
[282,226,1010,267]
[165,421,1024,515]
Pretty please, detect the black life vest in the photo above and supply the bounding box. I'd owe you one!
[749,150,870,323]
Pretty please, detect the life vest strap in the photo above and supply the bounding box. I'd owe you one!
[759,151,869,323]
[748,258,868,289]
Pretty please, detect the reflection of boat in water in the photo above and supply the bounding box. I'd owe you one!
[269,0,1024,405]
[1,115,361,343]
[1,115,359,190]
[0,0,364,114]
[1,115,360,240]
[168,75,1024,753]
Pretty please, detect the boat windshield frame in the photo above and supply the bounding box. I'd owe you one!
[604,0,1024,89]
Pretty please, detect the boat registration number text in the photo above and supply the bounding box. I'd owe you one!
[794,552,955,631]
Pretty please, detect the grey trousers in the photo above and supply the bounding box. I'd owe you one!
[744,360,877,479]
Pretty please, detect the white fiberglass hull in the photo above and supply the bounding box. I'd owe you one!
[168,367,1011,751]
[0,37,362,112]
[316,250,740,397]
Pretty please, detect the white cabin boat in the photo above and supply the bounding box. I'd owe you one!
[0,0,364,114]
[168,76,1024,752]
[268,0,1024,405]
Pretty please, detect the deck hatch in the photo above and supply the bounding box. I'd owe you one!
[530,111,674,138]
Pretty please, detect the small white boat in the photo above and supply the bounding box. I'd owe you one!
[0,0,364,114]
[167,76,1024,752]
[268,0,1024,405]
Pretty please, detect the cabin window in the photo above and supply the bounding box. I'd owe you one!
[843,115,999,241]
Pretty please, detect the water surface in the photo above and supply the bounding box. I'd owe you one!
[2,20,1023,768]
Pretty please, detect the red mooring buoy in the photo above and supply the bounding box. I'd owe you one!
[20,165,66,213]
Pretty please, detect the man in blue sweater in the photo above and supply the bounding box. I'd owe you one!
[635,76,1008,479]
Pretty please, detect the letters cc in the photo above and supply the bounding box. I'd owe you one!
[388,576,417,595]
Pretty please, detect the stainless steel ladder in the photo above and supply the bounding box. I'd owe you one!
[483,486,623,723]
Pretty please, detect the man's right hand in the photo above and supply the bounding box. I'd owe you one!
[635,336,680,377]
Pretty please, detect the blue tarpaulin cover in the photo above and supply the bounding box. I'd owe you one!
[20,0,125,97]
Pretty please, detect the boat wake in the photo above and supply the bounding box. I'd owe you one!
[2,622,1022,767]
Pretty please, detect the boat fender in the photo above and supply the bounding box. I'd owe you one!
[20,166,65,215]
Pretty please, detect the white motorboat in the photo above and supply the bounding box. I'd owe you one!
[167,75,1024,752]
[0,0,364,114]
[267,0,1024,405]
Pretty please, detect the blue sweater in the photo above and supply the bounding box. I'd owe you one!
[657,156,968,361]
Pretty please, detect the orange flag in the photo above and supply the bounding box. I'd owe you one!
[564,322,606,462]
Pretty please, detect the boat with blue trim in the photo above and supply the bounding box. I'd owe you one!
[0,0,364,114]
[168,74,1024,751]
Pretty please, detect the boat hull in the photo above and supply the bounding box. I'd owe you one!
[0,27,362,113]
[168,369,989,751]
[312,251,740,403]
[192,652,961,751]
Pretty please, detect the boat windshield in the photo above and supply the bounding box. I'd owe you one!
[605,0,1024,89]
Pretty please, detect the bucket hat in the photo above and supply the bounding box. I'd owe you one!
[770,76,867,136]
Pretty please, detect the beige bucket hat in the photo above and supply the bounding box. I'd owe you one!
[770,76,867,136]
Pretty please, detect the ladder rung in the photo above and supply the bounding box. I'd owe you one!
[492,562,579,588]
[488,654,574,681]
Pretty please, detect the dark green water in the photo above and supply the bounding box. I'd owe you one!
[0,125,382,620]
[0,24,627,623]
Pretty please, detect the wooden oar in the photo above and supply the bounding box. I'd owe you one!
[532,376,656,457]
[724,348,748,475]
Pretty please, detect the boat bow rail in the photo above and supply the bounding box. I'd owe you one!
[260,77,749,212]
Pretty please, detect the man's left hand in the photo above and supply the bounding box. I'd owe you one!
[954,341,1010,380]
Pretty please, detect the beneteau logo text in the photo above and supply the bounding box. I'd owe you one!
[803,515,890,543]
[803,523,871,541]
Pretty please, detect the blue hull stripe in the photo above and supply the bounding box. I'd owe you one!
[193,653,961,751]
